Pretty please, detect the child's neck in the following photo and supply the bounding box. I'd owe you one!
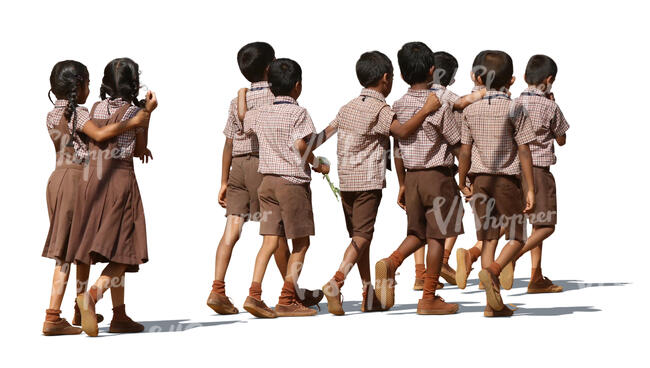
[366,85,387,97]
[410,82,429,90]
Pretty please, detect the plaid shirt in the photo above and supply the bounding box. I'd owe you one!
[461,90,536,175]
[515,87,569,167]
[329,88,393,191]
[394,88,460,169]
[91,99,141,160]
[47,100,91,161]
[223,81,274,156]
[243,96,316,183]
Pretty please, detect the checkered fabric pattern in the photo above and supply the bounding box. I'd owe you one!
[329,88,393,191]
[91,98,141,159]
[47,100,91,161]
[461,90,536,175]
[223,81,275,156]
[515,87,569,166]
[243,96,316,183]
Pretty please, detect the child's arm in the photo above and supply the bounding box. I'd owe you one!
[309,125,338,152]
[295,137,330,174]
[236,88,248,122]
[394,142,407,210]
[84,91,157,142]
[389,93,441,138]
[134,128,152,163]
[452,88,486,111]
[518,144,535,213]
[457,143,472,198]
[218,138,234,208]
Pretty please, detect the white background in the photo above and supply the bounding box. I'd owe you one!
[1,0,648,366]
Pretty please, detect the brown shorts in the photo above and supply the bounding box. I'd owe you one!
[405,167,464,240]
[522,166,557,226]
[341,190,382,240]
[470,174,527,242]
[225,154,263,221]
[258,175,315,239]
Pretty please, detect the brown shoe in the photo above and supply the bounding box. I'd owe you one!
[322,281,344,316]
[478,280,485,290]
[528,276,563,294]
[275,300,318,317]
[76,293,98,337]
[361,285,385,312]
[43,318,82,336]
[375,258,397,310]
[416,296,459,315]
[455,248,473,289]
[413,278,424,290]
[109,309,144,334]
[72,300,104,326]
[296,288,324,309]
[499,261,515,290]
[243,296,276,318]
[437,282,444,290]
[484,304,514,317]
[478,269,504,311]
[207,291,239,315]
[440,264,457,285]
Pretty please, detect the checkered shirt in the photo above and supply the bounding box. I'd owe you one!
[243,96,316,183]
[514,87,569,167]
[91,99,141,160]
[223,81,275,156]
[461,90,536,175]
[47,100,91,161]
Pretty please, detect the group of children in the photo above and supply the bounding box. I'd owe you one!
[210,41,569,319]
[42,58,158,336]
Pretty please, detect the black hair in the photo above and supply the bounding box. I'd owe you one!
[473,50,513,90]
[49,60,89,146]
[356,51,393,88]
[397,42,434,85]
[268,58,302,96]
[432,51,458,86]
[100,58,144,107]
[237,42,276,83]
[524,54,558,85]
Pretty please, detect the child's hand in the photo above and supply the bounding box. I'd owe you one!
[218,183,228,208]
[468,88,486,103]
[546,92,555,101]
[460,185,473,202]
[144,91,158,113]
[423,93,442,114]
[139,148,153,163]
[313,163,330,174]
[237,88,248,121]
[397,185,406,210]
[523,190,535,213]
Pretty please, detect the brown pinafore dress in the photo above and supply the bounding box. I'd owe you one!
[71,102,148,272]
[42,112,86,262]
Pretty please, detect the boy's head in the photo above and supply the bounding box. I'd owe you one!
[356,51,394,95]
[432,51,458,87]
[397,42,434,86]
[237,42,275,83]
[268,58,302,98]
[524,54,557,91]
[470,50,488,85]
[472,50,514,90]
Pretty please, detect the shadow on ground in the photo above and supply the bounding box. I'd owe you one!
[98,319,242,335]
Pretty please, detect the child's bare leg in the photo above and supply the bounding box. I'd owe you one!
[414,246,425,266]
[444,236,458,260]
[273,236,291,279]
[356,241,372,286]
[48,261,71,311]
[213,215,245,281]
[91,263,128,301]
[515,225,555,261]
[480,239,498,270]
[338,237,370,278]
[495,240,523,268]
[75,263,90,295]
[110,274,126,307]
[286,237,310,285]
[531,243,543,269]
[252,235,280,284]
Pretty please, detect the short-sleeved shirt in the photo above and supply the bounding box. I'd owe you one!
[223,81,275,156]
[329,88,394,191]
[243,96,316,184]
[393,88,460,169]
[514,87,569,167]
[91,98,141,159]
[461,90,536,176]
[47,100,91,161]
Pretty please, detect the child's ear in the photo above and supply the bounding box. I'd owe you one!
[544,75,554,86]
[509,76,516,87]
[476,75,483,85]
[470,71,476,83]
[429,66,435,78]
[449,78,455,86]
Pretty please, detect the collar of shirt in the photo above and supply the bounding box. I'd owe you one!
[522,87,546,96]
[250,81,270,91]
[406,87,430,97]
[359,88,386,102]
[471,85,483,92]
[108,98,130,108]
[54,99,68,108]
[273,95,298,105]
[483,90,510,100]
[429,83,446,92]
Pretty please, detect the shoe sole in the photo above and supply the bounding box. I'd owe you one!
[322,285,345,316]
[75,295,98,337]
[484,308,513,317]
[413,281,423,291]
[478,269,504,311]
[416,305,459,315]
[243,300,276,319]
[207,301,239,315]
[375,260,394,310]
[440,269,457,285]
[108,327,144,333]
[275,310,318,317]
[499,262,514,290]
[43,327,82,336]
[455,249,468,289]
[527,287,563,294]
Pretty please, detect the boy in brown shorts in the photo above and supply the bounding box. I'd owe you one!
[498,55,569,293]
[458,50,537,317]
[310,50,443,315]
[239,58,329,318]
[373,42,484,315]
[209,43,322,315]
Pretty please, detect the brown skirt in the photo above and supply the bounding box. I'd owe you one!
[42,165,84,262]
[71,160,148,272]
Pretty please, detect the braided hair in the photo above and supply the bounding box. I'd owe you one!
[99,58,144,108]
[49,60,89,147]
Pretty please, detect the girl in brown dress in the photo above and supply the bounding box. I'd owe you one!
[42,60,152,336]
[74,58,157,337]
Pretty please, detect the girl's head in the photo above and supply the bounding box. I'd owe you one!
[100,58,143,107]
[49,60,90,119]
